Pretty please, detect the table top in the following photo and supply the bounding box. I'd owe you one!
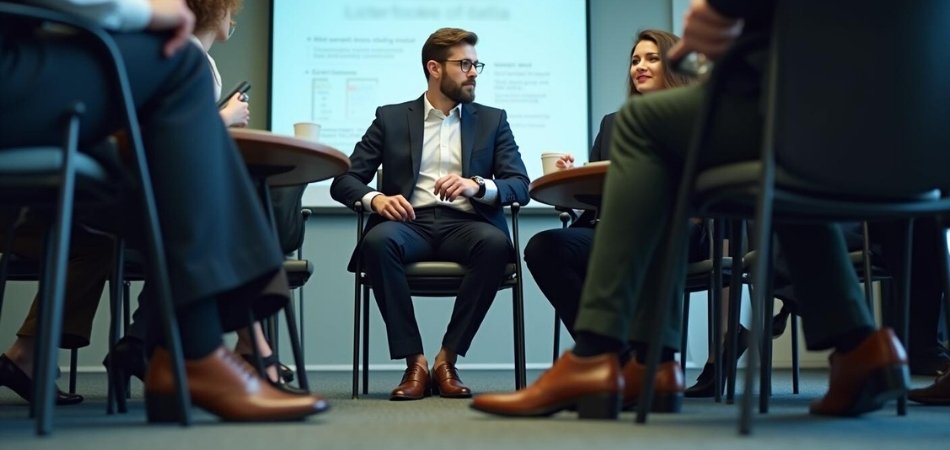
[230,128,350,187]
[528,161,609,210]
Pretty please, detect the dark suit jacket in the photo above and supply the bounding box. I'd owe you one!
[331,95,530,239]
[573,112,615,228]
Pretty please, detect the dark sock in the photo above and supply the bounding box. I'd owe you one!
[176,298,224,359]
[835,327,874,353]
[632,342,676,364]
[573,331,623,357]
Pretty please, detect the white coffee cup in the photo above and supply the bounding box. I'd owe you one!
[541,152,568,175]
[293,122,321,142]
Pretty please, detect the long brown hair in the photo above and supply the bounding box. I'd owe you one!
[627,29,694,96]
[188,0,243,34]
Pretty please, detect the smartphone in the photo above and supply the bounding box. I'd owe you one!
[218,81,251,109]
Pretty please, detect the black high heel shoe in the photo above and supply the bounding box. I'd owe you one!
[0,353,83,405]
[239,353,305,394]
[684,326,750,398]
[102,336,147,411]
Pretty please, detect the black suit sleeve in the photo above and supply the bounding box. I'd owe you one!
[590,113,613,163]
[488,110,530,206]
[330,107,385,209]
[708,0,774,22]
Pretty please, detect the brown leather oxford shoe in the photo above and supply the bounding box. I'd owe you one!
[471,351,622,419]
[621,359,684,412]
[390,362,429,401]
[144,346,329,422]
[908,366,950,405]
[431,362,471,398]
[810,328,908,416]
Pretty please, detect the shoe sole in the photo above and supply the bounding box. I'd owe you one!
[812,365,909,417]
[471,392,621,420]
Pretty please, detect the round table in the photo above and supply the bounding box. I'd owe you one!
[229,128,350,186]
[528,161,609,210]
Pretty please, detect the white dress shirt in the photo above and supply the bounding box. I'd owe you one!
[28,0,152,31]
[362,92,498,213]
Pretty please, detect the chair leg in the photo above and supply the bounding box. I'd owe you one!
[726,220,746,405]
[552,313,561,364]
[759,247,775,414]
[862,222,875,312]
[790,314,800,394]
[895,219,914,416]
[513,279,527,390]
[282,300,309,391]
[937,227,950,351]
[35,106,81,435]
[68,349,77,394]
[362,284,370,396]
[107,237,127,414]
[681,292,690,376]
[351,275,361,399]
[711,219,725,403]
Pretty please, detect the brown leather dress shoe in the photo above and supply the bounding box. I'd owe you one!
[471,351,622,419]
[144,346,329,422]
[908,366,950,405]
[810,328,909,416]
[390,363,429,401]
[621,359,684,412]
[431,362,471,398]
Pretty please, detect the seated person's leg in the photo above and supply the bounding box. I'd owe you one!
[775,223,906,416]
[360,219,435,400]
[524,227,594,338]
[0,215,111,405]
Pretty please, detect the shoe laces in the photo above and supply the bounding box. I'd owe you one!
[223,350,260,384]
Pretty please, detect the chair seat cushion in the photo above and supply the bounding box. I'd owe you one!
[405,261,517,277]
[693,161,946,220]
[283,259,313,289]
[0,147,113,203]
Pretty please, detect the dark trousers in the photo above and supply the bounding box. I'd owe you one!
[0,31,284,356]
[361,206,512,359]
[527,222,708,340]
[524,227,594,339]
[575,83,873,352]
[870,218,945,352]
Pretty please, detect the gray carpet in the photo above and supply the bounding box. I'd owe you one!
[1,369,948,449]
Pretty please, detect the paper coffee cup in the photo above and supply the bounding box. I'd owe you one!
[541,152,568,175]
[293,122,321,142]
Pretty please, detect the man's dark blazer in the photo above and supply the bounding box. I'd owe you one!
[331,95,531,240]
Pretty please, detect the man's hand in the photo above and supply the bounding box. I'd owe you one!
[434,174,479,202]
[668,0,743,62]
[147,0,195,57]
[371,194,415,222]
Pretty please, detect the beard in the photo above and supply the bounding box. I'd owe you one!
[441,77,476,104]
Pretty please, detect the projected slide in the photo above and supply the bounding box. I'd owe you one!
[271,0,588,206]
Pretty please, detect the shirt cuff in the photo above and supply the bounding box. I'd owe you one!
[361,191,383,212]
[474,179,499,205]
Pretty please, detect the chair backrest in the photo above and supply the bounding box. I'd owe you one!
[771,0,950,196]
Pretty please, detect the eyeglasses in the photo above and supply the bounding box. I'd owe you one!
[442,59,485,74]
[228,20,237,39]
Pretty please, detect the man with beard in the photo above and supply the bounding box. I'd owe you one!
[330,28,530,401]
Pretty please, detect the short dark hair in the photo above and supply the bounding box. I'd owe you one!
[421,28,478,80]
[628,29,694,96]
